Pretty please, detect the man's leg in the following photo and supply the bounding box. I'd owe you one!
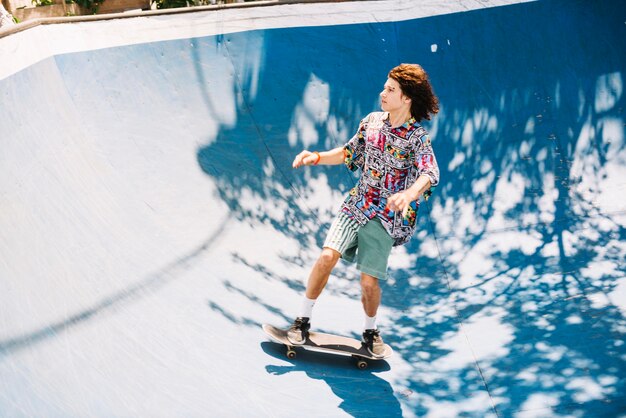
[360,272,381,319]
[306,247,341,299]
[287,247,341,344]
[356,217,393,358]
[360,272,385,356]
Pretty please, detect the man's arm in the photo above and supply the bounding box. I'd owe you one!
[386,175,432,217]
[292,146,345,168]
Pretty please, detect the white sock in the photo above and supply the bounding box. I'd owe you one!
[364,314,377,331]
[298,296,317,318]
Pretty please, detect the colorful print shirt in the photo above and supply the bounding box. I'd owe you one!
[341,112,440,246]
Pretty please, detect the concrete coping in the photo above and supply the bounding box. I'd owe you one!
[0,0,359,40]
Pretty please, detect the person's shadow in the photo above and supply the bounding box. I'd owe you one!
[261,342,403,417]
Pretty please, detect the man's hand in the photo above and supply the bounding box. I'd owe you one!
[386,190,416,219]
[387,175,432,217]
[292,150,318,168]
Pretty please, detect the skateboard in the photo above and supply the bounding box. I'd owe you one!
[262,323,392,369]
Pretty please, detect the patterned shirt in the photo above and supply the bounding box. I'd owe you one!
[341,112,439,246]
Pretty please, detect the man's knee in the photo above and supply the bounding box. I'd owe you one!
[317,248,340,271]
[361,274,380,295]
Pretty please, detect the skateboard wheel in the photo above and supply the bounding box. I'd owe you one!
[286,349,296,359]
[357,360,368,370]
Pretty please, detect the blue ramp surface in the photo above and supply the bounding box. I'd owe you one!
[0,0,625,416]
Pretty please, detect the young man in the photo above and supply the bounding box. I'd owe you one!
[290,63,440,356]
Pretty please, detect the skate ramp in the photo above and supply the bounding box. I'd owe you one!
[1,0,625,416]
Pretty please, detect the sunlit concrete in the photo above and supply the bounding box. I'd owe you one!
[1,0,625,416]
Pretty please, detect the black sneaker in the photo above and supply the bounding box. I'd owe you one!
[362,329,385,357]
[286,317,310,345]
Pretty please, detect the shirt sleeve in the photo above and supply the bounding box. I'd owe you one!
[343,116,368,172]
[414,134,440,197]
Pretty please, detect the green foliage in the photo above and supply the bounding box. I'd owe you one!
[71,0,101,13]
[154,0,186,8]
[154,0,214,10]
[30,0,101,13]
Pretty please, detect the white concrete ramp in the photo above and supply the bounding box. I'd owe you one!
[1,1,625,416]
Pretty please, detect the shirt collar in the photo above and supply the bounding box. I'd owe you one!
[384,113,417,130]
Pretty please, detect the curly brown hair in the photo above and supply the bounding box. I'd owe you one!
[388,64,439,122]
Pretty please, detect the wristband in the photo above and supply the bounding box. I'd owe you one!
[312,151,321,165]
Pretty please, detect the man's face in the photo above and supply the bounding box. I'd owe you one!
[380,78,410,114]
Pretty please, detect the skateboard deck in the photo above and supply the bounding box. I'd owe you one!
[262,323,392,369]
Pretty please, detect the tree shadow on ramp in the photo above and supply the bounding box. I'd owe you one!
[197,1,626,416]
[261,341,402,418]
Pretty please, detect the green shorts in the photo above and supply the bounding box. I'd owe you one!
[323,213,394,280]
